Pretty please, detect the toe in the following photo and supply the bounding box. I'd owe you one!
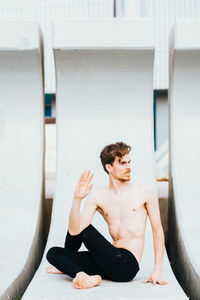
[73,282,81,289]
[73,277,78,283]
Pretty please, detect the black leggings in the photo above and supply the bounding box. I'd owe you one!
[46,225,139,282]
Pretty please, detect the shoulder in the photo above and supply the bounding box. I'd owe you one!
[86,187,102,204]
[130,182,155,193]
[142,183,156,194]
[132,183,157,203]
[142,184,157,204]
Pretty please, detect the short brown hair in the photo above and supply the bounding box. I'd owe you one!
[100,142,131,174]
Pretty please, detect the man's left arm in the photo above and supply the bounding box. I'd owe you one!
[142,185,168,285]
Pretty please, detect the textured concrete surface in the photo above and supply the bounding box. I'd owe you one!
[168,20,200,300]
[0,22,45,300]
[23,20,186,299]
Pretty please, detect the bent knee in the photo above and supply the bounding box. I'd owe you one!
[80,224,94,237]
[46,246,61,263]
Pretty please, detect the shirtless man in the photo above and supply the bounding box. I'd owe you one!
[46,142,167,289]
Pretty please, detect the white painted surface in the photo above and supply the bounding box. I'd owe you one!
[169,20,200,299]
[53,19,153,49]
[124,0,141,18]
[2,1,200,91]
[0,22,39,49]
[175,20,200,48]
[0,22,45,300]
[142,0,200,89]
[0,0,114,93]
[23,20,186,299]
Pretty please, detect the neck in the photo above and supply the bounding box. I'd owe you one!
[108,176,130,195]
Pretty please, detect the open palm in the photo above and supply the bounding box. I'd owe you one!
[74,170,94,200]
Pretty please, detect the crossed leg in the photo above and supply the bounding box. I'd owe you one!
[46,247,104,288]
[46,224,139,288]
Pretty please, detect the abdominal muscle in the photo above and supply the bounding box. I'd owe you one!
[112,237,144,263]
[96,189,148,264]
[107,219,147,264]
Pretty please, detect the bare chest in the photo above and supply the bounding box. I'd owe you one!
[95,186,148,246]
[97,194,147,224]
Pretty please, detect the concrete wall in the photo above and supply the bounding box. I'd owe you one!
[0,21,45,300]
[168,20,200,300]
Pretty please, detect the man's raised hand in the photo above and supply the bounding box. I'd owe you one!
[74,170,94,200]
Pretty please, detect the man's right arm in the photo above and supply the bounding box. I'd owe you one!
[69,170,97,235]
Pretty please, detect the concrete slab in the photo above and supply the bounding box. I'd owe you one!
[0,22,45,300]
[168,20,200,300]
[23,19,187,299]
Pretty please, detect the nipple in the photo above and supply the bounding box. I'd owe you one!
[132,208,136,212]
[105,213,108,217]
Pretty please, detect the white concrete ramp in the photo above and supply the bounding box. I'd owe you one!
[23,20,186,299]
[169,20,200,300]
[0,22,45,300]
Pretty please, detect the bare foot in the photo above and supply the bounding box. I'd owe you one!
[46,265,63,274]
[72,272,102,289]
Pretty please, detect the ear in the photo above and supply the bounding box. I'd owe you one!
[105,163,112,173]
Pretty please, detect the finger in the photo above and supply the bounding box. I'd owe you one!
[79,171,85,180]
[141,277,151,283]
[142,277,151,283]
[87,173,94,184]
[85,170,91,180]
[88,184,94,191]
[153,280,157,285]
[83,170,89,180]
[158,280,167,285]
[79,170,86,181]
[155,280,164,285]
